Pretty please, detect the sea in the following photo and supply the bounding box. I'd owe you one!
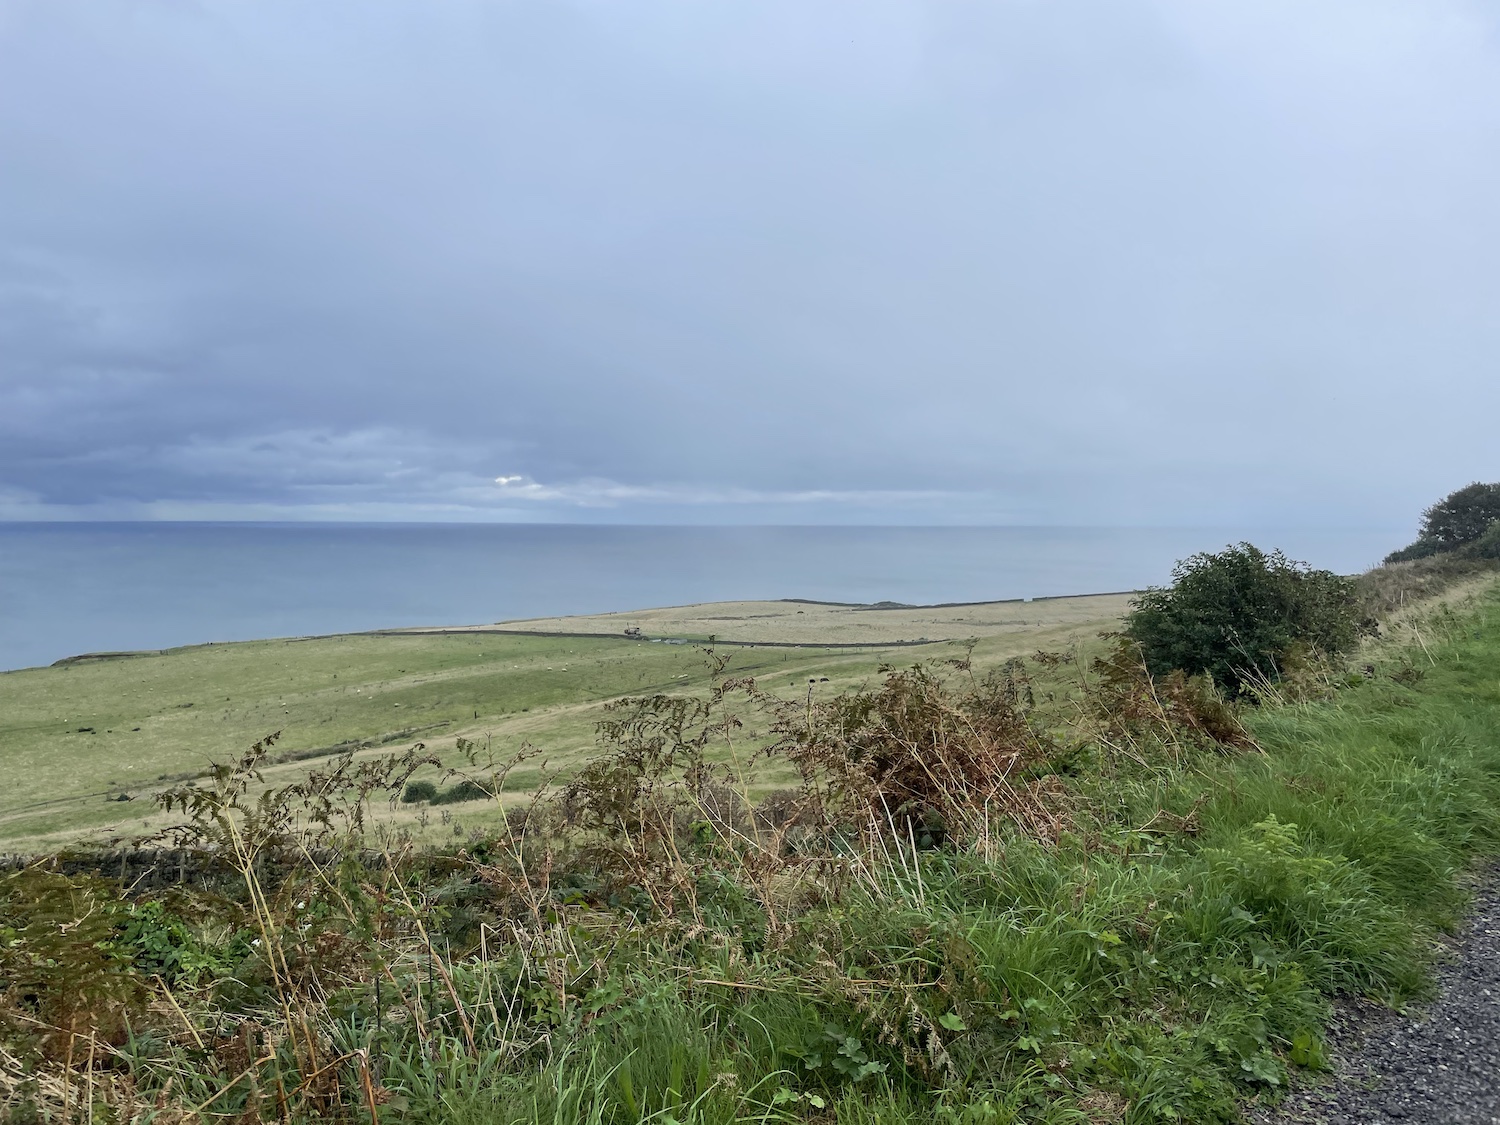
[0,523,1405,673]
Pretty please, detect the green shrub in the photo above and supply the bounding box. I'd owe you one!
[1460,519,1500,560]
[1384,537,1444,563]
[401,779,439,803]
[396,775,498,806]
[432,779,493,805]
[114,899,239,987]
[1125,543,1365,696]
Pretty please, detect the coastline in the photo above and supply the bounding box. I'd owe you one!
[0,522,1401,673]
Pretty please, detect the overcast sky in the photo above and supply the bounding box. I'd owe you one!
[1,1,1496,528]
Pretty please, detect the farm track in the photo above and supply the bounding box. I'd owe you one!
[1259,867,1500,1125]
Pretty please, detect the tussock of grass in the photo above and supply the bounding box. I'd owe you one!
[4,587,1500,1124]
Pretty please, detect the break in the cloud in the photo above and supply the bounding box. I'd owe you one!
[2,0,1498,527]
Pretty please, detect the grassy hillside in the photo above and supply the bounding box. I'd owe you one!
[3,579,1497,1123]
[0,598,1127,851]
[0,632,830,848]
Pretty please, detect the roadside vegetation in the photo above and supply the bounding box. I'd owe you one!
[4,500,1500,1124]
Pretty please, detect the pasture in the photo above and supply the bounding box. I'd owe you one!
[0,595,1129,851]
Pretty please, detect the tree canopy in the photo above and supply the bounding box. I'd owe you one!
[1420,482,1500,547]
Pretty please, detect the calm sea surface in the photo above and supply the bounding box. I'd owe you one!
[0,523,1403,672]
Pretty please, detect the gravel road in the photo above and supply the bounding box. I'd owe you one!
[1256,871,1500,1125]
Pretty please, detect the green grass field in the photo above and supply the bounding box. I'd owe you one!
[0,603,1126,851]
[0,633,823,848]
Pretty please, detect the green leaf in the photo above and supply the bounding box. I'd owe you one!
[939,1012,967,1032]
[1289,1029,1328,1070]
[1240,1050,1285,1085]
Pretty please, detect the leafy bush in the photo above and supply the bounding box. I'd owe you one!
[1384,537,1444,563]
[401,779,439,803]
[431,779,494,805]
[1125,543,1366,697]
[1464,519,1500,560]
[396,775,498,805]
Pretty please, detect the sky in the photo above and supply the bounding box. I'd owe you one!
[1,1,1497,529]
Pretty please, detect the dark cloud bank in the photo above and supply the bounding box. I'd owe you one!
[1,1,1497,527]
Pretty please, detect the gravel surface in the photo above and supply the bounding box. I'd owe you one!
[1256,870,1500,1125]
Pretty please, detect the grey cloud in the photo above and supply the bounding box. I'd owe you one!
[1,0,1497,526]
